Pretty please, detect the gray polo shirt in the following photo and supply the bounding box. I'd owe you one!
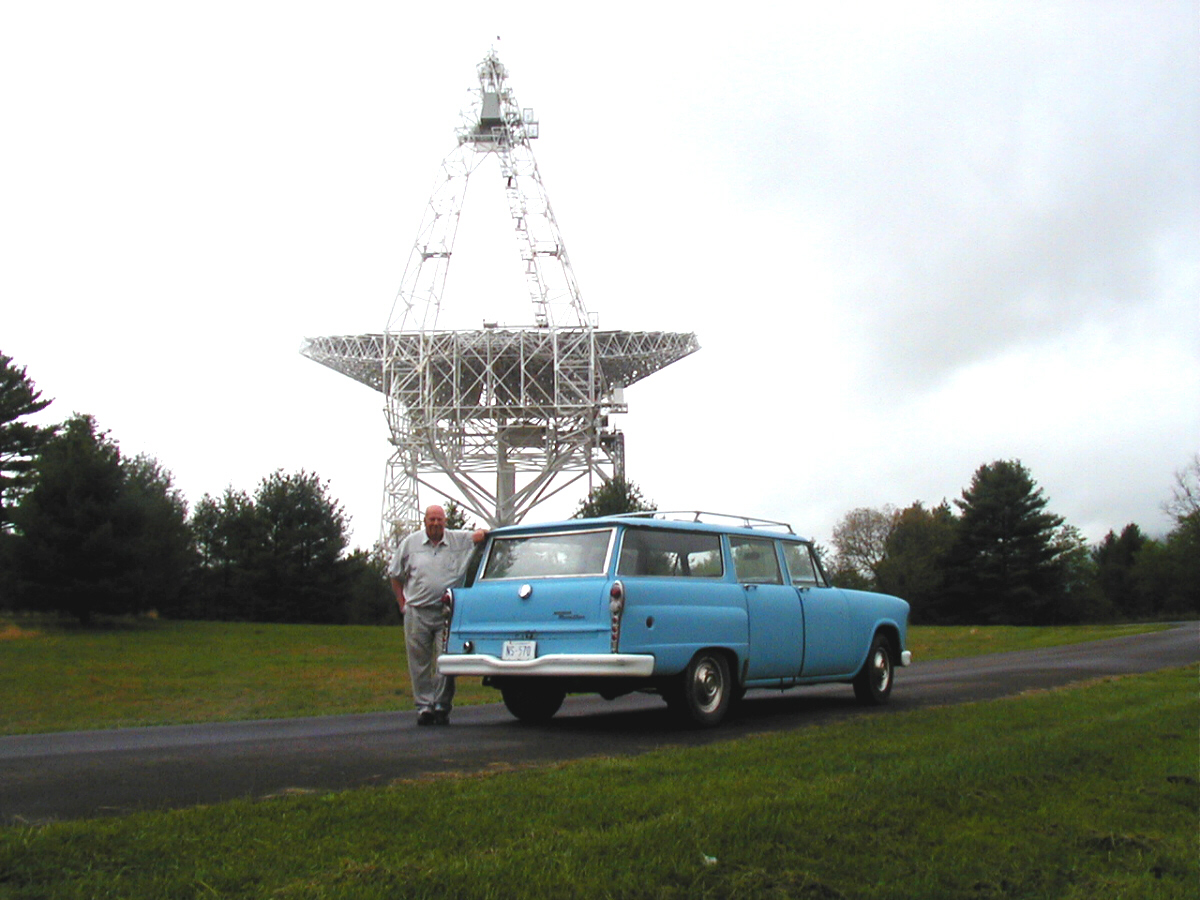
[388,529,477,608]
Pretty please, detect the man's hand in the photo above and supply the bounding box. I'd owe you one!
[472,528,488,544]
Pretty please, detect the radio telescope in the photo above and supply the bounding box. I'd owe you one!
[302,51,699,536]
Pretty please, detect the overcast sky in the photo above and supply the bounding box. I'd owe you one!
[3,1,1197,549]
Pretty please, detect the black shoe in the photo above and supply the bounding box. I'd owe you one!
[432,709,450,726]
[416,710,436,726]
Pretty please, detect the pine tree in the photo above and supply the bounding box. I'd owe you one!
[9,415,193,623]
[573,477,655,518]
[1094,524,1150,618]
[944,460,1066,624]
[0,351,56,530]
[190,471,353,623]
[253,470,349,623]
[875,501,958,623]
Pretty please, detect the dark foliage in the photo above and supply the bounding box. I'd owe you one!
[0,351,56,531]
[875,502,958,623]
[444,500,472,531]
[1094,524,1151,618]
[573,477,655,518]
[942,459,1068,624]
[185,471,393,624]
[8,415,195,623]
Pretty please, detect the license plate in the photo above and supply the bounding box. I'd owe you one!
[501,640,537,661]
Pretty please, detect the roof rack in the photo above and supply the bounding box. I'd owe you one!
[605,510,795,533]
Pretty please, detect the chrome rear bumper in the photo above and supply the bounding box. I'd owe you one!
[437,653,655,678]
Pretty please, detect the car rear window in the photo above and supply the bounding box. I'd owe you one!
[482,529,614,579]
[617,528,724,578]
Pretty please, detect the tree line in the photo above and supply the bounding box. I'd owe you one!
[825,457,1199,625]
[0,352,394,625]
[2,350,1196,626]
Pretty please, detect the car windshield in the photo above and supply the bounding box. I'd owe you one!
[481,529,614,579]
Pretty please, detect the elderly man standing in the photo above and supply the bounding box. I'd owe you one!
[389,504,487,726]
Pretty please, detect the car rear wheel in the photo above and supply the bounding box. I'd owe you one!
[853,633,894,705]
[666,651,732,727]
[499,681,566,723]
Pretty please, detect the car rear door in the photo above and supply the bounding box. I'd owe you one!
[732,535,804,680]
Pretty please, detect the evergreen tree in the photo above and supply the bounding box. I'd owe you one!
[1094,524,1150,618]
[573,477,655,518]
[1049,523,1101,624]
[10,415,192,623]
[875,501,958,623]
[1133,522,1200,617]
[188,487,262,619]
[120,453,197,617]
[443,499,472,531]
[340,547,398,625]
[188,471,354,623]
[253,470,349,623]
[943,459,1066,624]
[0,351,56,530]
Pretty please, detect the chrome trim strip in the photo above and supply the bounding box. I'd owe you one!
[437,653,655,678]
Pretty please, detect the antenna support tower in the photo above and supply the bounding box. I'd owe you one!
[303,51,698,538]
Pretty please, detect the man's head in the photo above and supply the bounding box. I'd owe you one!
[423,505,447,543]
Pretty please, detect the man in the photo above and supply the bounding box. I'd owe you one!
[389,505,487,726]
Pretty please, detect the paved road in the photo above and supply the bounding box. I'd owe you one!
[2,624,1196,824]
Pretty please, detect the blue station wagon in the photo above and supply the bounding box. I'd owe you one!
[437,511,912,727]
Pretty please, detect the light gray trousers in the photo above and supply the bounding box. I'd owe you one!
[403,603,456,713]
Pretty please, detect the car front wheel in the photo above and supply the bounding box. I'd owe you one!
[666,651,732,727]
[853,633,894,705]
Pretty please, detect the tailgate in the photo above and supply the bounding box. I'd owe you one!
[449,577,611,657]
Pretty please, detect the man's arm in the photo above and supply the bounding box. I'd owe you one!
[389,576,406,614]
[387,540,408,614]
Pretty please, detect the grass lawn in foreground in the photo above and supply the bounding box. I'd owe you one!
[0,618,495,735]
[0,617,1171,735]
[0,666,1194,899]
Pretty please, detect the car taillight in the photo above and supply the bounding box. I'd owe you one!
[609,580,625,652]
[440,589,455,653]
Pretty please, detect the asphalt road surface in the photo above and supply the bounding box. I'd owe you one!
[2,624,1196,824]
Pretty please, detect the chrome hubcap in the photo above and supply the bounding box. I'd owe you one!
[692,660,723,713]
[873,649,891,692]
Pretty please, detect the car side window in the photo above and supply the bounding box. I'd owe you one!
[782,542,820,587]
[730,536,783,584]
[618,528,724,578]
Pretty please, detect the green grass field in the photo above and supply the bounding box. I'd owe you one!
[0,616,1168,735]
[0,661,1194,899]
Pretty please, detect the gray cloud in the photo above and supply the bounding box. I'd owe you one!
[710,4,1197,395]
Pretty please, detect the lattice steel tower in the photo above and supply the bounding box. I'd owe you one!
[303,51,698,536]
